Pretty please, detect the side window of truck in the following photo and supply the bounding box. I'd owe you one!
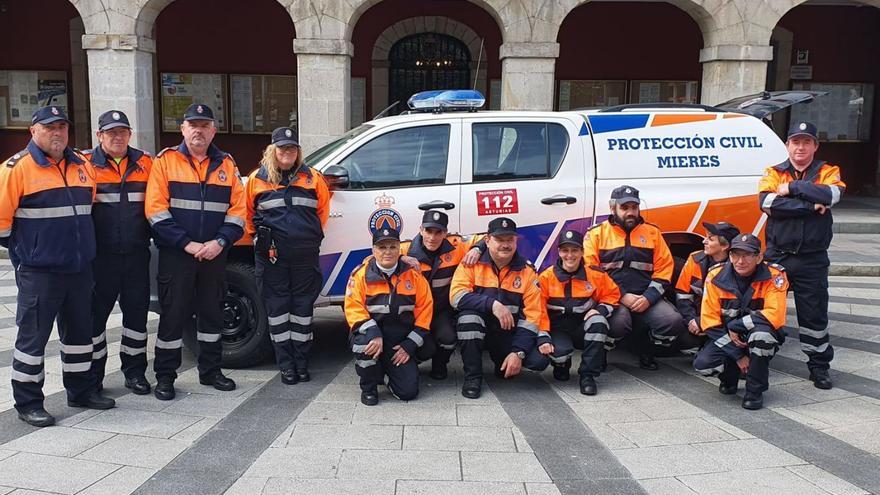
[471,122,568,182]
[338,124,450,189]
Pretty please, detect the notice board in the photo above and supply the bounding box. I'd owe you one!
[230,74,297,134]
[0,70,69,129]
[161,72,228,132]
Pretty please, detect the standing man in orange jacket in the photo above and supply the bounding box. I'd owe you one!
[693,234,788,410]
[584,186,685,370]
[758,121,845,390]
[0,106,115,427]
[145,104,246,400]
[83,110,153,395]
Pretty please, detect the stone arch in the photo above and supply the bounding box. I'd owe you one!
[369,17,491,116]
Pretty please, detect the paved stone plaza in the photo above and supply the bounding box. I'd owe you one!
[1,248,880,494]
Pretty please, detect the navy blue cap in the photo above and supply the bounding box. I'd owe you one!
[558,229,584,248]
[373,227,400,245]
[32,106,70,126]
[487,217,517,236]
[702,221,741,245]
[787,121,818,141]
[730,233,762,254]
[271,127,299,147]
[183,103,214,122]
[97,110,131,131]
[611,185,640,205]
[421,210,448,230]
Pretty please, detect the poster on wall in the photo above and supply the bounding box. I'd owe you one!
[791,82,874,142]
[557,80,626,110]
[631,80,698,104]
[0,70,69,129]
[161,73,227,132]
[230,74,296,134]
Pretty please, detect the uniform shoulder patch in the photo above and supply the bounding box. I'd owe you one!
[4,149,29,168]
[768,263,786,272]
[156,146,178,158]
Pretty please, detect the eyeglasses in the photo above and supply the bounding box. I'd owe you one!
[729,251,759,260]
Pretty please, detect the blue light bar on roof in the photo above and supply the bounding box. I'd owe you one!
[407,90,486,110]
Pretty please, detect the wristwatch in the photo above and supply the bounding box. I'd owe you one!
[216,237,228,248]
[515,351,526,360]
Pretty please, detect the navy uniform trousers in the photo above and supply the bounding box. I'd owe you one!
[549,313,609,378]
[154,248,225,380]
[12,269,97,413]
[768,251,833,372]
[256,251,322,372]
[351,324,419,401]
[90,249,150,383]
[456,310,550,382]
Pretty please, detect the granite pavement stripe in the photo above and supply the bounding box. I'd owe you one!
[0,351,197,445]
[622,362,880,494]
[784,326,880,356]
[132,325,351,495]
[487,372,646,495]
[772,355,880,402]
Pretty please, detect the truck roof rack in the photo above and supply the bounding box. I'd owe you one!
[598,103,723,113]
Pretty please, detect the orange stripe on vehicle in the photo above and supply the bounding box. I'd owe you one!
[723,114,747,119]
[651,114,716,127]
[694,194,766,241]
[641,202,701,232]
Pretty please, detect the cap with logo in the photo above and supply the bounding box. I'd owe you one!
[372,227,400,245]
[271,127,299,147]
[97,110,131,131]
[421,210,448,230]
[787,121,818,141]
[729,233,762,254]
[487,217,517,236]
[183,103,215,122]
[32,106,71,126]
[611,185,640,205]
[702,221,741,245]
[558,229,584,248]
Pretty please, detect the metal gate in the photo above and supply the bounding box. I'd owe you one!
[389,33,471,113]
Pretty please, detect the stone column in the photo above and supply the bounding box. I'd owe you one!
[499,42,558,111]
[699,45,774,106]
[293,39,352,152]
[83,35,157,153]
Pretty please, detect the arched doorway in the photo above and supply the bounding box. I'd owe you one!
[388,32,472,113]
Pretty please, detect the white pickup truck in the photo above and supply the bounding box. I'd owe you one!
[151,90,825,367]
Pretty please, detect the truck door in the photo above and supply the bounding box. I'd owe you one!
[458,116,589,270]
[318,120,462,300]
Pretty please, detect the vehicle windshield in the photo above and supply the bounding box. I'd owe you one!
[304,124,374,167]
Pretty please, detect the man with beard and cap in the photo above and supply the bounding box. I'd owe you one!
[397,209,483,380]
[758,121,845,390]
[1,106,115,426]
[450,217,551,399]
[539,229,620,395]
[83,110,154,395]
[674,221,741,352]
[583,185,684,370]
[693,234,788,410]
[344,227,433,406]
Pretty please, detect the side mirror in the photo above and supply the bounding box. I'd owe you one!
[323,165,350,190]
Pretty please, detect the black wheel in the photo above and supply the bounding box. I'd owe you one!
[183,261,274,368]
[664,255,687,303]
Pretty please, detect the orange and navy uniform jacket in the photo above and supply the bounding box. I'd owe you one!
[82,145,152,254]
[145,142,246,250]
[700,262,788,336]
[450,250,550,351]
[399,234,482,314]
[0,140,96,273]
[245,164,330,252]
[539,260,620,327]
[758,159,846,255]
[584,217,674,306]
[674,250,725,326]
[344,258,433,356]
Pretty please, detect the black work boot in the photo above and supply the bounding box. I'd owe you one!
[552,363,571,382]
[809,368,832,390]
[579,375,598,396]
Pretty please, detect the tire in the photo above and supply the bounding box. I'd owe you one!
[664,255,687,303]
[183,261,274,368]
